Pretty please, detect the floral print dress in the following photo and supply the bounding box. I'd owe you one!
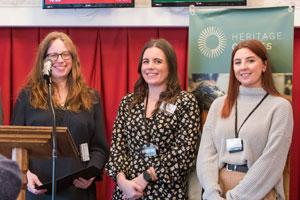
[105,91,201,200]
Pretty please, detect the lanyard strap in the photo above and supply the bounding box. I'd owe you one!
[143,93,157,164]
[144,92,158,146]
[235,93,269,138]
[144,92,151,144]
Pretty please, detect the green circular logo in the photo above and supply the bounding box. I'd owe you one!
[198,26,227,58]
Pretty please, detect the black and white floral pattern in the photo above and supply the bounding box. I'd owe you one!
[106,91,201,200]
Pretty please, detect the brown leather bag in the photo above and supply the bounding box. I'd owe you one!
[219,168,277,200]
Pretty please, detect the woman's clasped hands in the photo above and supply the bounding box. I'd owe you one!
[117,167,157,200]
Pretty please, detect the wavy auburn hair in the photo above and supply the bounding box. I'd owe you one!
[129,38,181,114]
[24,31,97,112]
[221,40,280,118]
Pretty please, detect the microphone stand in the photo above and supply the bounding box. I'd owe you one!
[45,76,57,200]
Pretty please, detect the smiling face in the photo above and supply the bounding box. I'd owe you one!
[46,39,72,83]
[233,48,266,88]
[141,47,169,90]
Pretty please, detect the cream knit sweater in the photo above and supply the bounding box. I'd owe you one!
[197,86,293,200]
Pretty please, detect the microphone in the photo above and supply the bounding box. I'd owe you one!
[43,58,53,80]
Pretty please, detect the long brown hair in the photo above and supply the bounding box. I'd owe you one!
[129,38,181,114]
[24,31,97,112]
[221,40,280,118]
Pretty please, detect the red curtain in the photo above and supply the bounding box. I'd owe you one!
[0,27,298,200]
[290,28,300,200]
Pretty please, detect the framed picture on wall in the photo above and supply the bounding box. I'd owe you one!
[43,0,134,9]
[152,0,246,7]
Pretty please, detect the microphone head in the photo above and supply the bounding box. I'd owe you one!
[43,58,53,80]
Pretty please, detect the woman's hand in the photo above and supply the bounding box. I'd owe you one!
[73,177,95,189]
[132,167,158,188]
[117,173,143,200]
[131,167,158,198]
[147,167,158,181]
[132,174,148,191]
[26,170,47,194]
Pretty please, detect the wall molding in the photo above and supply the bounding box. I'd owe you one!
[0,6,299,27]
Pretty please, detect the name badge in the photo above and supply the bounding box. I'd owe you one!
[226,138,243,153]
[80,143,90,162]
[160,102,176,115]
[142,145,157,157]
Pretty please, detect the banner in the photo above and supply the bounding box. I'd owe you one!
[188,7,294,199]
[188,6,294,112]
[188,6,294,74]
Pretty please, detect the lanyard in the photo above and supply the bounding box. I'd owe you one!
[142,93,158,163]
[144,92,154,145]
[234,93,269,138]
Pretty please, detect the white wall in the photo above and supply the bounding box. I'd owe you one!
[0,0,299,27]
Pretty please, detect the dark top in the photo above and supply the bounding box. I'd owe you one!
[105,91,201,200]
[10,89,109,200]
